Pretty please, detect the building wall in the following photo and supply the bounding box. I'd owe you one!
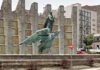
[79,9,92,48]
[64,5,73,18]
[64,3,97,52]
[64,18,72,54]
[64,3,81,54]
[0,1,97,54]
[91,11,97,34]
[93,34,100,49]
[79,9,97,48]
[0,11,5,54]
[83,5,100,33]
[0,0,71,54]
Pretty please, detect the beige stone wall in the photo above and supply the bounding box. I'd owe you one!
[0,0,72,54]
[64,18,72,54]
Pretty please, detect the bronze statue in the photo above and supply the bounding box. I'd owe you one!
[19,12,59,53]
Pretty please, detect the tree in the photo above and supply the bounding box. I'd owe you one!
[83,34,94,51]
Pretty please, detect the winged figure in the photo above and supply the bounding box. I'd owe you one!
[19,12,59,53]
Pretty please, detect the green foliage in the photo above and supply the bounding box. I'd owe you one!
[83,34,94,45]
[84,45,92,50]
[83,34,94,50]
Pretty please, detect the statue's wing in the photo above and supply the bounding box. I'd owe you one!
[19,28,50,45]
[19,32,39,45]
[38,31,59,53]
[50,31,59,40]
[37,28,50,40]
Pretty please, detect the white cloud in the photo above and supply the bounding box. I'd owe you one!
[25,0,34,10]
[0,0,3,9]
[12,0,19,11]
[0,0,100,12]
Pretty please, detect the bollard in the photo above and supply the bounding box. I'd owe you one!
[0,62,2,70]
[28,62,37,70]
[61,59,70,69]
[87,58,94,67]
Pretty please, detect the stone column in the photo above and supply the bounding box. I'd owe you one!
[43,4,51,18]
[2,0,13,54]
[58,5,65,54]
[72,6,79,54]
[16,0,26,54]
[30,2,38,54]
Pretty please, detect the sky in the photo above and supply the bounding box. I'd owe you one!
[0,0,100,13]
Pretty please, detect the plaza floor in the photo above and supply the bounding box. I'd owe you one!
[40,63,100,70]
[40,67,100,70]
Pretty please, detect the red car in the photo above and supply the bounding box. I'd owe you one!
[77,51,87,54]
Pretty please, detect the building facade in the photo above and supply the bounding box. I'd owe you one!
[0,0,69,54]
[83,5,100,33]
[79,8,97,48]
[0,0,97,54]
[64,3,97,51]
[93,34,100,49]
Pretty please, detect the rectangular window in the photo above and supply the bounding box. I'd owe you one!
[0,27,4,34]
[0,35,5,44]
[12,46,19,54]
[12,36,19,44]
[15,29,18,35]
[0,45,5,54]
[65,26,72,32]
[26,23,31,29]
[66,32,72,39]
[66,39,72,45]
[0,23,3,27]
[52,38,59,47]
[12,21,18,29]
[25,30,32,36]
[97,45,100,49]
[12,29,16,35]
[25,46,32,54]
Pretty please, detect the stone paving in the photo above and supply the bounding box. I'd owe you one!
[81,67,100,70]
[40,63,100,70]
[40,67,100,70]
